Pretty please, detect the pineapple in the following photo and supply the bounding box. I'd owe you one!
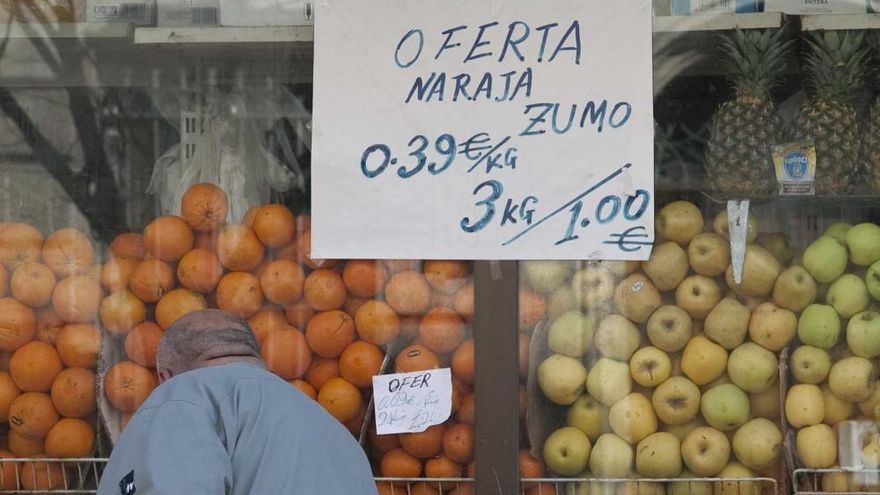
[865,32,880,192]
[706,29,792,199]
[791,30,869,195]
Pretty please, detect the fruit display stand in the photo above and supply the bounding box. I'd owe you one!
[0,457,107,493]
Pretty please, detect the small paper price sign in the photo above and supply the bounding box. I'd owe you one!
[372,368,453,435]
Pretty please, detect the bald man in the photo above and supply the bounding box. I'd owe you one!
[98,309,377,495]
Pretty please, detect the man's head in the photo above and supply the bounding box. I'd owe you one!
[155,309,262,383]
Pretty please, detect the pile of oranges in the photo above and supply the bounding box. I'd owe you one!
[0,222,101,490]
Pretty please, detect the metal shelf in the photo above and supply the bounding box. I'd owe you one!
[652,12,784,32]
[801,13,880,31]
[133,25,313,45]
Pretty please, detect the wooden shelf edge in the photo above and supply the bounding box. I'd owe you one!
[652,12,783,32]
[133,25,314,45]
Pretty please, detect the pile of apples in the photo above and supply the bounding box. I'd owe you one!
[527,200,807,495]
[786,222,880,492]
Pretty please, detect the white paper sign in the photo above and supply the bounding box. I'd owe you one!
[312,0,654,260]
[372,368,452,435]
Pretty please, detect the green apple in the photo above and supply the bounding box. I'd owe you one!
[688,232,730,277]
[568,394,609,442]
[772,266,817,313]
[629,347,672,388]
[827,274,871,319]
[796,424,837,468]
[548,310,596,358]
[758,232,795,266]
[680,426,730,476]
[790,345,832,384]
[713,210,758,243]
[704,298,750,350]
[544,426,592,475]
[802,235,849,284]
[700,384,749,431]
[646,305,693,353]
[609,393,657,444]
[636,432,682,478]
[867,260,880,301]
[829,356,877,402]
[675,275,722,320]
[681,336,729,386]
[548,285,579,320]
[731,418,782,470]
[652,376,701,426]
[587,357,632,407]
[594,314,641,361]
[725,245,781,297]
[589,433,633,478]
[642,241,689,291]
[847,311,880,359]
[825,222,852,245]
[667,469,712,495]
[727,342,778,393]
[797,304,841,349]
[525,261,573,294]
[572,266,616,308]
[822,383,854,426]
[657,201,704,245]
[748,302,797,352]
[716,463,758,495]
[538,354,588,405]
[846,223,880,266]
[613,274,662,324]
[785,384,825,427]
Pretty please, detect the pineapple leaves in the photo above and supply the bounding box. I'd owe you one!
[719,29,792,99]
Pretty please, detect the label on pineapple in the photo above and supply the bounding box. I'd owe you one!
[311,0,656,261]
[372,368,453,435]
[772,141,816,196]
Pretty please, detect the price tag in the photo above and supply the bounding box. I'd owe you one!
[372,368,453,435]
[312,0,655,260]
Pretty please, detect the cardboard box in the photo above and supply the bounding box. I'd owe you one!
[86,0,154,24]
[0,0,85,23]
[764,0,867,14]
[219,0,312,26]
[157,0,217,26]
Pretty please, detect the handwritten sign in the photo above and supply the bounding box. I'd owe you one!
[312,0,654,260]
[372,368,453,435]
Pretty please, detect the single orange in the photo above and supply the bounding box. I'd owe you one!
[288,379,317,400]
[99,290,146,335]
[8,392,59,440]
[100,256,137,293]
[176,248,224,293]
[418,307,465,354]
[143,215,194,262]
[155,288,207,329]
[303,269,346,311]
[442,423,475,463]
[317,377,362,422]
[50,367,96,418]
[10,262,56,307]
[216,272,263,319]
[260,259,305,305]
[216,225,264,272]
[354,300,400,346]
[451,282,475,322]
[343,260,388,298]
[0,298,36,352]
[395,345,439,373]
[261,325,312,380]
[252,204,296,248]
[339,341,384,388]
[380,447,423,478]
[124,322,164,368]
[425,454,464,480]
[180,182,229,233]
[104,361,157,412]
[41,228,95,277]
[7,430,43,457]
[305,310,355,359]
[9,342,63,392]
[44,417,95,458]
[385,271,432,316]
[247,306,288,344]
[51,275,102,324]
[451,339,475,385]
[242,205,261,227]
[55,323,99,369]
[20,456,64,491]
[423,260,470,294]
[519,449,546,481]
[399,424,445,459]
[304,357,341,390]
[129,258,175,303]
[0,223,43,270]
[109,233,146,261]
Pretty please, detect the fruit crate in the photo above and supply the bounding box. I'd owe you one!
[374,477,474,493]
[793,468,880,494]
[520,476,779,494]
[0,458,107,494]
